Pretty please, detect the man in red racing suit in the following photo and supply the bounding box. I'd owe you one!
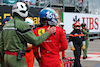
[59,22,66,59]
[33,25,68,67]
[33,7,68,67]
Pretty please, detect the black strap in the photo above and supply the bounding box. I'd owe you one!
[14,20,26,51]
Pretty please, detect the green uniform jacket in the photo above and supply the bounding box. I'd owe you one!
[83,28,89,39]
[0,31,4,57]
[82,28,89,57]
[0,16,50,52]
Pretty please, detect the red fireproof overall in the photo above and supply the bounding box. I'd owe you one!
[33,26,68,67]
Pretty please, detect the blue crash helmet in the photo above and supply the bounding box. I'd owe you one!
[39,8,58,26]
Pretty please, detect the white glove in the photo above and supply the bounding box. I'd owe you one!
[82,41,85,46]
[69,41,74,47]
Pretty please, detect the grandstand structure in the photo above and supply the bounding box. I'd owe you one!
[0,0,89,13]
[1,0,100,14]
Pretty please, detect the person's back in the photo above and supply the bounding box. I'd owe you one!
[3,16,28,52]
[2,16,31,67]
[0,2,56,67]
[33,7,68,67]
[34,26,68,67]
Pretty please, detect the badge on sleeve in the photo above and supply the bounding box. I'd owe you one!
[38,29,45,36]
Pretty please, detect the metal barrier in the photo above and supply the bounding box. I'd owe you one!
[49,0,75,5]
[66,32,100,42]
[0,0,76,8]
[0,0,50,8]
[0,0,90,13]
[0,0,82,12]
[66,35,99,42]
[89,32,100,40]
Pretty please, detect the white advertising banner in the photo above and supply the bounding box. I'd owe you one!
[63,12,100,34]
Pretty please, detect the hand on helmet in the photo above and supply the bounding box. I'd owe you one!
[46,26,56,35]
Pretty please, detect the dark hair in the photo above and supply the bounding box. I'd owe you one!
[81,23,86,27]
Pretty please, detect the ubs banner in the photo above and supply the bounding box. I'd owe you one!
[0,6,42,31]
[63,12,100,34]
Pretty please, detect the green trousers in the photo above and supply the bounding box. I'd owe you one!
[83,40,89,57]
[4,54,27,67]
